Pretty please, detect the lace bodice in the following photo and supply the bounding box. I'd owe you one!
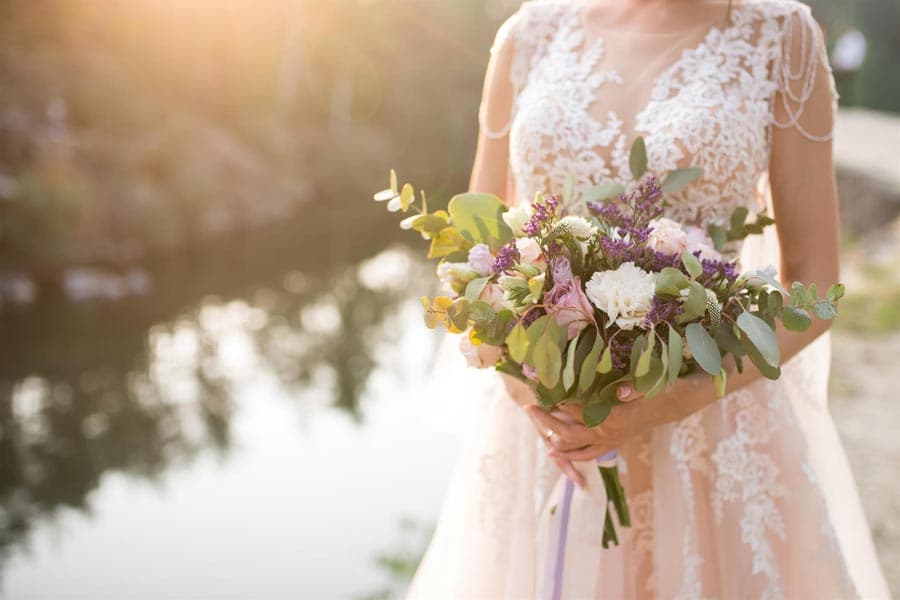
[480,0,838,227]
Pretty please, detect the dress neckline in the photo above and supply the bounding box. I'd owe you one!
[571,0,741,39]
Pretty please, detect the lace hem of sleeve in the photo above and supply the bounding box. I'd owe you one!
[772,5,839,143]
[477,8,529,141]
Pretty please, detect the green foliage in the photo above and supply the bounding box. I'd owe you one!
[661,167,703,194]
[628,137,648,180]
[708,208,776,252]
[685,322,722,375]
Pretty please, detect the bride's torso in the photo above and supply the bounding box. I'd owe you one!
[495,0,834,229]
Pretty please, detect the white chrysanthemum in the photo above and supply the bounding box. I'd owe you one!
[559,215,597,239]
[585,262,657,330]
[647,217,688,255]
[502,204,531,236]
[467,243,494,276]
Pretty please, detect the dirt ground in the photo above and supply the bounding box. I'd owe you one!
[831,329,900,594]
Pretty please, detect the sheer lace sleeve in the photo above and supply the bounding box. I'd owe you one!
[477,9,526,141]
[772,5,839,142]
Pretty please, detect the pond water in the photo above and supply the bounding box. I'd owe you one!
[0,211,495,599]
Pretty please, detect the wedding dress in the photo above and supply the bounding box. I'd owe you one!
[408,1,891,598]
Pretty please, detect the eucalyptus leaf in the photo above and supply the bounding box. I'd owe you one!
[744,269,788,295]
[428,227,467,259]
[826,283,846,302]
[667,327,683,386]
[563,336,580,391]
[782,306,812,331]
[661,167,703,194]
[656,267,691,296]
[736,311,780,367]
[684,281,708,320]
[629,137,648,180]
[741,335,781,380]
[536,382,567,408]
[465,276,491,303]
[582,183,625,203]
[635,334,655,378]
[730,206,749,234]
[373,189,396,202]
[709,224,728,252]
[534,330,563,389]
[468,300,495,323]
[812,302,837,320]
[578,334,605,393]
[447,193,513,245]
[598,345,613,374]
[635,354,665,394]
[583,403,612,428]
[712,367,728,397]
[682,251,703,279]
[685,323,722,375]
[506,322,529,363]
[400,183,415,211]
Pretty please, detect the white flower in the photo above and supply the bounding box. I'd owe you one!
[437,261,478,292]
[559,215,597,239]
[502,204,531,236]
[459,335,503,369]
[585,262,657,330]
[467,243,494,276]
[515,237,543,265]
[685,225,722,261]
[647,217,688,255]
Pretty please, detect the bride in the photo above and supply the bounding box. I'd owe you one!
[408,0,890,598]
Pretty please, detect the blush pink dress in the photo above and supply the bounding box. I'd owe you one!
[408,1,891,598]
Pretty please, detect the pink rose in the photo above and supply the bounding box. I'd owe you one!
[551,256,574,285]
[544,275,594,339]
[515,237,544,265]
[685,226,722,261]
[459,335,503,369]
[647,217,688,255]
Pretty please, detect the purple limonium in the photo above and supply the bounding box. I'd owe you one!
[523,194,561,237]
[643,295,684,327]
[696,253,739,286]
[491,240,520,274]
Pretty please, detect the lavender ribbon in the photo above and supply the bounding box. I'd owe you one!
[550,450,618,600]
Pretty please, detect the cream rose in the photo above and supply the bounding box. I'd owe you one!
[647,217,688,255]
[502,204,531,236]
[585,262,657,330]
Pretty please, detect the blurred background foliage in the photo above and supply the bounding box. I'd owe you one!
[1,0,895,278]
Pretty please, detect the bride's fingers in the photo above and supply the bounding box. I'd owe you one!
[552,456,585,490]
[550,443,613,462]
[525,405,593,449]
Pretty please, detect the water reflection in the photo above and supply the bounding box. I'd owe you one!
[0,217,437,588]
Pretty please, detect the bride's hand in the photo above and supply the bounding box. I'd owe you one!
[499,373,590,490]
[524,372,715,463]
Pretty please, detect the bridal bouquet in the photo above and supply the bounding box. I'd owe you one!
[373,138,844,547]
